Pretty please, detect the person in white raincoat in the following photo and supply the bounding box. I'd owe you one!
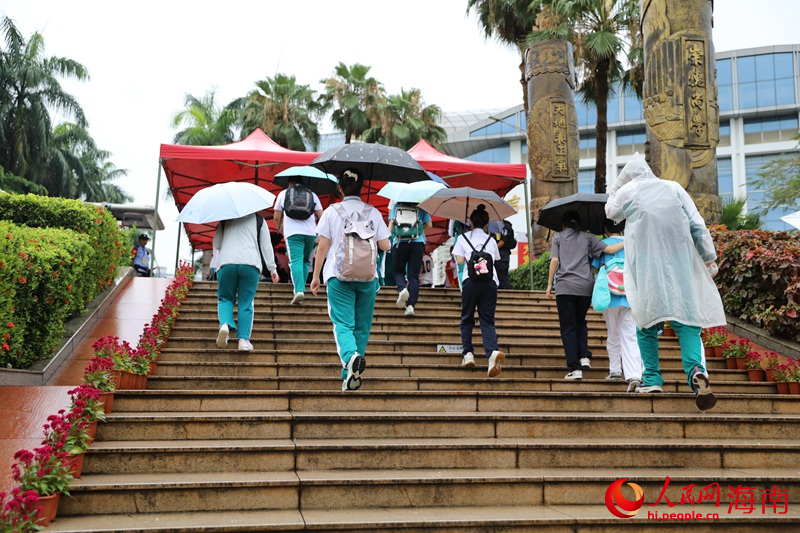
[605,153,725,411]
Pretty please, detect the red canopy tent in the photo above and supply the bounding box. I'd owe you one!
[407,140,527,253]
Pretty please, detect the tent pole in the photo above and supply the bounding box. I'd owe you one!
[523,171,535,289]
[152,161,163,277]
[175,222,182,273]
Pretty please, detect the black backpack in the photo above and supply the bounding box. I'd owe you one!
[501,220,517,249]
[284,183,315,220]
[462,233,494,282]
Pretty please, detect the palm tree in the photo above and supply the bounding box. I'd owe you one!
[241,74,323,151]
[721,196,761,230]
[320,62,382,144]
[171,90,240,146]
[0,16,89,184]
[527,0,642,194]
[362,88,447,150]
[466,0,541,116]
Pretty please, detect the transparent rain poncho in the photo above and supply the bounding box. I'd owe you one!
[605,154,726,329]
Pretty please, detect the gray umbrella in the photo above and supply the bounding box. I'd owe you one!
[536,192,610,235]
[309,142,430,183]
[417,187,516,222]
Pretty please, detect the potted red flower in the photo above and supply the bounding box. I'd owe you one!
[763,353,781,382]
[82,355,117,412]
[701,327,727,357]
[773,362,793,394]
[743,351,765,381]
[11,445,73,526]
[0,488,43,532]
[722,338,752,370]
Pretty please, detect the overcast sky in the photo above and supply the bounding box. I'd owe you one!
[3,0,799,272]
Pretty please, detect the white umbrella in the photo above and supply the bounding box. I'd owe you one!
[176,182,276,224]
[377,181,446,204]
[780,210,800,230]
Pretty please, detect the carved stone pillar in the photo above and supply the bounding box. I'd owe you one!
[525,40,580,254]
[641,0,721,224]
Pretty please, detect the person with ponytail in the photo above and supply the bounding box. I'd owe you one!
[310,168,391,392]
[546,210,624,380]
[451,204,505,377]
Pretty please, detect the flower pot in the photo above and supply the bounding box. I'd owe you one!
[735,357,747,370]
[704,346,714,359]
[725,357,738,370]
[98,391,114,414]
[713,345,724,358]
[35,492,60,526]
[747,369,765,382]
[111,371,122,389]
[118,371,137,390]
[85,420,98,442]
[68,452,85,478]
[133,374,148,389]
[766,369,776,382]
[777,382,790,394]
[147,361,158,376]
[790,381,800,395]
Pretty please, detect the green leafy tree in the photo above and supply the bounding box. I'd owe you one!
[320,62,382,144]
[750,136,800,213]
[0,165,47,195]
[241,74,323,151]
[0,16,89,184]
[527,0,642,194]
[720,196,761,231]
[171,90,241,146]
[362,88,446,150]
[466,0,541,115]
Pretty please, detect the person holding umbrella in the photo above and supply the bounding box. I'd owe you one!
[310,169,391,392]
[273,175,324,305]
[545,211,624,380]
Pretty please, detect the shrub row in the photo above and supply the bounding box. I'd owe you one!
[510,250,551,291]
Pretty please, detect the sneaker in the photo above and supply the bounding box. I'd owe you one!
[238,339,253,352]
[626,378,641,393]
[580,357,592,369]
[216,324,229,348]
[291,292,304,305]
[342,353,366,391]
[395,288,410,308]
[636,384,663,393]
[487,350,505,377]
[461,352,475,368]
[692,369,717,411]
[404,305,415,316]
[565,370,583,380]
[605,372,624,381]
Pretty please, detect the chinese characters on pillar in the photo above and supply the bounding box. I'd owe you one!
[550,101,569,178]
[684,38,709,147]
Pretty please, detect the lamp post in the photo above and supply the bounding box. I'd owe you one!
[489,116,535,289]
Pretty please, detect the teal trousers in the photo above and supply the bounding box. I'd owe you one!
[287,234,315,295]
[326,278,379,379]
[637,320,706,388]
[217,264,260,340]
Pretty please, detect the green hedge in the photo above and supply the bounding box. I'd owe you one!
[510,251,551,291]
[711,226,800,343]
[0,221,95,366]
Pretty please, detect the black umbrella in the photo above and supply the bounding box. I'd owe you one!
[309,143,430,183]
[536,192,610,235]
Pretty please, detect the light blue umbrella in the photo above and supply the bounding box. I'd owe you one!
[274,165,339,195]
[176,182,276,224]
[377,180,447,205]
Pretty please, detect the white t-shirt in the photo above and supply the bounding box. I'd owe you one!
[452,228,501,285]
[316,196,390,283]
[273,188,323,237]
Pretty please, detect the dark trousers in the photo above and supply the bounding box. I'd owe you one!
[393,241,424,307]
[555,294,592,371]
[460,279,498,359]
[496,260,511,289]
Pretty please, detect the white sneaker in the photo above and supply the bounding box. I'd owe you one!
[342,353,366,391]
[626,378,641,393]
[291,292,304,305]
[605,372,623,380]
[216,324,229,348]
[565,370,583,380]
[404,305,415,316]
[461,352,475,367]
[396,288,409,308]
[580,357,591,369]
[636,384,663,393]
[238,339,253,351]
[487,350,505,377]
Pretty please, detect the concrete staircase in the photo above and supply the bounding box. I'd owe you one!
[50,282,800,532]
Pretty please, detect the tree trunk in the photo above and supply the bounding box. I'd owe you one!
[594,58,610,194]
[519,52,529,133]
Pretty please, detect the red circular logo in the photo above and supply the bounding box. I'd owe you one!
[605,478,645,518]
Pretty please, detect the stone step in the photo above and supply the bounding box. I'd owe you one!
[83,437,800,474]
[56,468,800,516]
[110,390,800,416]
[97,410,800,442]
[45,504,800,533]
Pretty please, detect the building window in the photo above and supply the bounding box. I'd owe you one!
[622,87,643,122]
[719,121,731,147]
[743,115,799,144]
[717,58,734,112]
[465,145,511,164]
[577,100,597,127]
[737,53,795,109]
[470,114,519,137]
[579,134,596,159]
[617,130,647,156]
[745,153,793,230]
[607,90,621,124]
[717,157,733,202]
[578,168,594,194]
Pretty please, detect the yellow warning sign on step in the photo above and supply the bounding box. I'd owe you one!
[437,344,462,353]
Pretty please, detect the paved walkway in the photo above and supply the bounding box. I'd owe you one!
[0,277,171,490]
